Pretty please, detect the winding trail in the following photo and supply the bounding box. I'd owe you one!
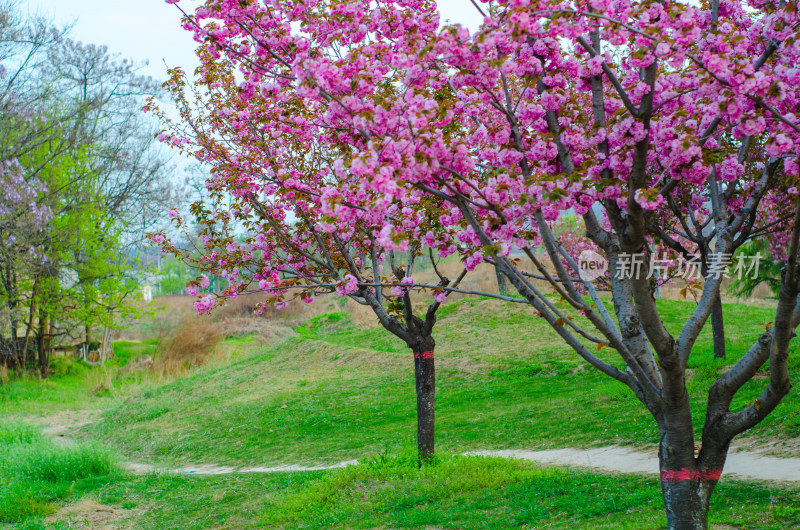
[125,446,800,483]
[33,411,800,483]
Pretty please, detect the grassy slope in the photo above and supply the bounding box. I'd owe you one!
[86,454,800,529]
[3,298,800,528]
[88,298,800,467]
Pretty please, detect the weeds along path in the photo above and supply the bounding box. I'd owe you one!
[122,446,800,483]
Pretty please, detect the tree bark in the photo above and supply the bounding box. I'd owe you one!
[710,293,726,359]
[496,268,509,296]
[10,321,22,369]
[37,310,50,378]
[658,411,723,530]
[413,345,436,464]
[660,478,711,530]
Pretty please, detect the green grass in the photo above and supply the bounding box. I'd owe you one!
[0,421,120,523]
[255,453,800,529]
[85,298,799,467]
[30,452,800,529]
[2,297,799,527]
[0,340,160,416]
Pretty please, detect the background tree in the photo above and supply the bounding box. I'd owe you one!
[0,2,174,374]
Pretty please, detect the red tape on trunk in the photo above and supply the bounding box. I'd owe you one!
[413,351,434,359]
[660,468,722,482]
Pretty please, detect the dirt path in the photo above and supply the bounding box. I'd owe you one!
[124,446,800,483]
[469,447,800,483]
[30,411,800,483]
[125,460,359,475]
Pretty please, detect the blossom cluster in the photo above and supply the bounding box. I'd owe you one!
[157,0,800,312]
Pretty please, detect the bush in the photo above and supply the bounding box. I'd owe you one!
[154,317,223,376]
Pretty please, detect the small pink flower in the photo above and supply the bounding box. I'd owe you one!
[434,291,447,303]
[199,274,211,289]
[168,209,179,218]
[336,274,359,296]
[464,254,483,271]
[655,43,671,58]
[186,284,199,296]
[194,295,214,315]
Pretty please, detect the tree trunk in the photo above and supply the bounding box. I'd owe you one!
[710,293,726,359]
[658,411,722,530]
[10,321,22,369]
[413,346,435,464]
[660,478,712,530]
[37,310,50,378]
[101,326,112,365]
[496,269,509,296]
[0,337,11,371]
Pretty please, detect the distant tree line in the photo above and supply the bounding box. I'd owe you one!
[0,2,174,376]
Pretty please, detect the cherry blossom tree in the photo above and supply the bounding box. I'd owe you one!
[166,0,800,526]
[149,56,469,462]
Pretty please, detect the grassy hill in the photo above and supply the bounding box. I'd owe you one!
[1,297,799,528]
[89,298,800,466]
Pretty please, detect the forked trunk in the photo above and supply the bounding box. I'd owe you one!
[413,347,435,463]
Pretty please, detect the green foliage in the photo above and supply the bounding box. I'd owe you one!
[157,256,195,296]
[0,422,120,523]
[0,8,170,372]
[41,148,144,332]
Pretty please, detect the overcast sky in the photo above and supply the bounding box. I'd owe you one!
[27,0,483,83]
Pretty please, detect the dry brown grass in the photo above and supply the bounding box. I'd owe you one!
[154,317,223,376]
